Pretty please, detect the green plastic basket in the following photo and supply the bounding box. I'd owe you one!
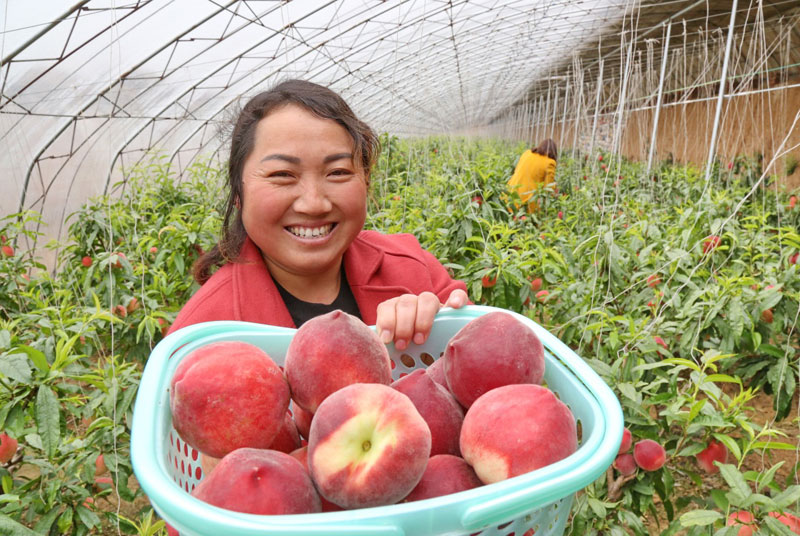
[131,305,623,536]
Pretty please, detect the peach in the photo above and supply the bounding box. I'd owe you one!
[391,369,464,456]
[308,383,431,509]
[613,453,637,476]
[403,454,483,502]
[95,453,108,475]
[768,511,800,533]
[191,448,321,515]
[268,410,302,454]
[618,427,632,454]
[200,453,220,475]
[425,357,448,388]
[444,311,545,408]
[284,310,392,413]
[0,433,18,464]
[289,446,342,512]
[460,384,577,484]
[170,341,290,458]
[292,404,313,440]
[727,511,757,536]
[633,439,666,471]
[695,439,728,474]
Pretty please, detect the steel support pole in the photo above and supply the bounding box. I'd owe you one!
[646,21,672,174]
[704,0,739,182]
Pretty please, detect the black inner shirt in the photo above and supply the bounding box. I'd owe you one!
[273,268,362,327]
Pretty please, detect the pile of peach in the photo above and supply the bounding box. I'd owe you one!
[166,310,578,532]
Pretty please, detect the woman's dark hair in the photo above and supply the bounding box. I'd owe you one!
[532,138,558,161]
[193,79,379,284]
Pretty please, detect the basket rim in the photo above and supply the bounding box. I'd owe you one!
[131,305,623,535]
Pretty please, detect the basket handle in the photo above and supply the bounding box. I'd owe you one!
[460,478,572,530]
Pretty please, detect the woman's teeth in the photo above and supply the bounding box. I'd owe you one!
[287,224,333,238]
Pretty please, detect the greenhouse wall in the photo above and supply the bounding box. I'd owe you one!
[621,84,800,187]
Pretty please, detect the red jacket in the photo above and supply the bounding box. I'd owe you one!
[169,230,467,332]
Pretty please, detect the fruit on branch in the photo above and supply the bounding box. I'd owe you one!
[618,427,632,454]
[702,235,721,254]
[695,439,728,474]
[613,453,637,476]
[285,310,391,413]
[0,433,18,464]
[481,275,497,288]
[632,439,666,471]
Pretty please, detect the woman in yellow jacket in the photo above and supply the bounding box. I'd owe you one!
[506,138,558,212]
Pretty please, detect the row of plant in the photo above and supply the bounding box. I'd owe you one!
[0,138,798,535]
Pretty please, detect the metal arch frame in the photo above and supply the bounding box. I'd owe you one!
[104,0,387,188]
[0,0,91,94]
[156,0,620,171]
[13,0,245,212]
[12,0,240,212]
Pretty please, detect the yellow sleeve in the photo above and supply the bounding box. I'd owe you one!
[544,159,556,187]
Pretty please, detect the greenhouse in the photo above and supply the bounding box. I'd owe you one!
[1,0,798,535]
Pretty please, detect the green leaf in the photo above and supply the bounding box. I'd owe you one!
[0,353,32,384]
[719,464,751,498]
[35,386,60,459]
[751,441,797,450]
[703,374,741,384]
[772,485,800,509]
[75,506,101,530]
[15,345,48,373]
[679,509,723,527]
[713,435,742,463]
[0,513,40,536]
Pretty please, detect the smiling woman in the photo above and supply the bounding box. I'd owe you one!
[169,79,468,350]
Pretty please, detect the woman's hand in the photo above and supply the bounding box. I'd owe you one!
[376,289,468,351]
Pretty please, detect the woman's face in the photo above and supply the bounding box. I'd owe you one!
[240,103,367,283]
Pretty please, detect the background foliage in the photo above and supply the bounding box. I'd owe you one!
[0,139,798,535]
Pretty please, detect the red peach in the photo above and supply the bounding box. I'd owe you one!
[392,369,465,456]
[557,211,563,220]
[95,453,108,475]
[288,446,342,512]
[113,305,127,318]
[633,439,666,471]
[530,277,543,292]
[790,252,798,265]
[1,245,13,257]
[481,275,497,288]
[613,453,637,476]
[761,309,774,324]
[267,410,302,454]
[618,428,632,454]
[727,511,757,536]
[460,384,577,484]
[768,511,800,533]
[696,439,728,474]
[81,256,92,267]
[191,448,320,515]
[308,383,431,509]
[0,433,18,463]
[425,357,448,388]
[150,246,158,254]
[535,290,549,302]
[790,195,797,209]
[444,312,545,408]
[284,310,391,413]
[170,341,290,458]
[703,235,721,254]
[403,454,483,502]
[126,297,139,314]
[292,404,313,440]
[200,453,220,475]
[654,336,668,350]
[647,274,661,287]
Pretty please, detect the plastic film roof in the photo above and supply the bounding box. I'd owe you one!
[1,0,631,221]
[2,0,799,253]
